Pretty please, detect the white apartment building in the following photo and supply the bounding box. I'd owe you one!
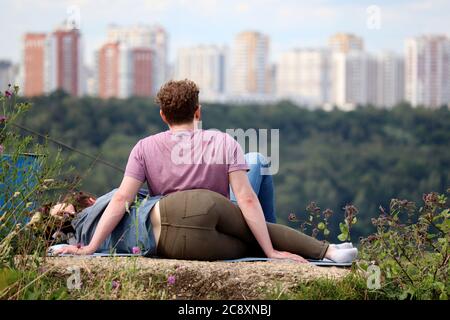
[405,35,450,108]
[330,51,376,110]
[175,45,227,101]
[277,48,331,107]
[0,60,16,90]
[375,52,405,108]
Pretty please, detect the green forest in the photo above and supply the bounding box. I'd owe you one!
[16,91,450,241]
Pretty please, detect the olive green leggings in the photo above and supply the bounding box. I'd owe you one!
[157,189,329,261]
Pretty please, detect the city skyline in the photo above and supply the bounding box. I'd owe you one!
[14,25,449,109]
[1,1,449,109]
[1,0,449,66]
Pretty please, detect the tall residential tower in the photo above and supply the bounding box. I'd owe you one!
[405,35,450,108]
[231,31,271,96]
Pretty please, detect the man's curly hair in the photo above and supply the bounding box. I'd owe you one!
[156,79,200,125]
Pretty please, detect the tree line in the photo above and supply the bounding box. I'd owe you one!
[16,91,450,240]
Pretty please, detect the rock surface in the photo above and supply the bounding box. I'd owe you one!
[43,257,350,299]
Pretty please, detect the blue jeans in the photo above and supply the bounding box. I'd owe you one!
[229,152,277,223]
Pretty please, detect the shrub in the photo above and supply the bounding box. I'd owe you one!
[288,202,358,241]
[359,189,449,300]
[0,87,76,269]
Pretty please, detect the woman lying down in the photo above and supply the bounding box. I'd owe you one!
[46,152,357,264]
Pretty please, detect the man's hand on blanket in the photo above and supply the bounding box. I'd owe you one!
[52,244,95,256]
[267,249,309,264]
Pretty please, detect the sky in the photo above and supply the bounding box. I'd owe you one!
[0,0,449,66]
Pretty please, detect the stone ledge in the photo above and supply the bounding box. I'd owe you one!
[42,257,350,299]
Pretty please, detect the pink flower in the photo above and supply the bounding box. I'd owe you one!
[132,246,141,255]
[4,90,12,98]
[0,115,6,123]
[167,275,176,285]
[38,266,48,273]
[111,280,121,290]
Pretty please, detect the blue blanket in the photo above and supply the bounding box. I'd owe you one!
[48,245,352,267]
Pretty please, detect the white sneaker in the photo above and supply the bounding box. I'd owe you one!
[329,242,353,250]
[328,247,358,263]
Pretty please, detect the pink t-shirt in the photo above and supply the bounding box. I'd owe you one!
[124,129,249,198]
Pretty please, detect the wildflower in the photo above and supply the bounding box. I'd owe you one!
[306,202,321,215]
[38,266,48,274]
[423,192,438,205]
[4,90,12,98]
[343,204,358,218]
[167,275,176,285]
[132,246,141,255]
[111,280,121,290]
[0,115,6,123]
[343,204,358,225]
[323,209,334,219]
[13,191,20,198]
[312,228,319,238]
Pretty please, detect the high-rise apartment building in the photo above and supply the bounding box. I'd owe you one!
[375,52,405,108]
[231,31,271,96]
[328,34,375,110]
[97,42,153,99]
[45,26,83,96]
[97,42,120,99]
[23,33,46,96]
[175,45,227,101]
[106,24,168,94]
[330,51,374,110]
[23,25,83,97]
[0,60,16,91]
[329,33,364,53]
[132,48,153,97]
[405,35,450,108]
[277,48,331,106]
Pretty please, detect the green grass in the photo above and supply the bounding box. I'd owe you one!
[0,268,69,300]
[0,266,173,300]
[265,274,388,300]
[1,265,391,300]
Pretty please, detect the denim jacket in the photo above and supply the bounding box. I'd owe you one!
[71,188,161,256]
